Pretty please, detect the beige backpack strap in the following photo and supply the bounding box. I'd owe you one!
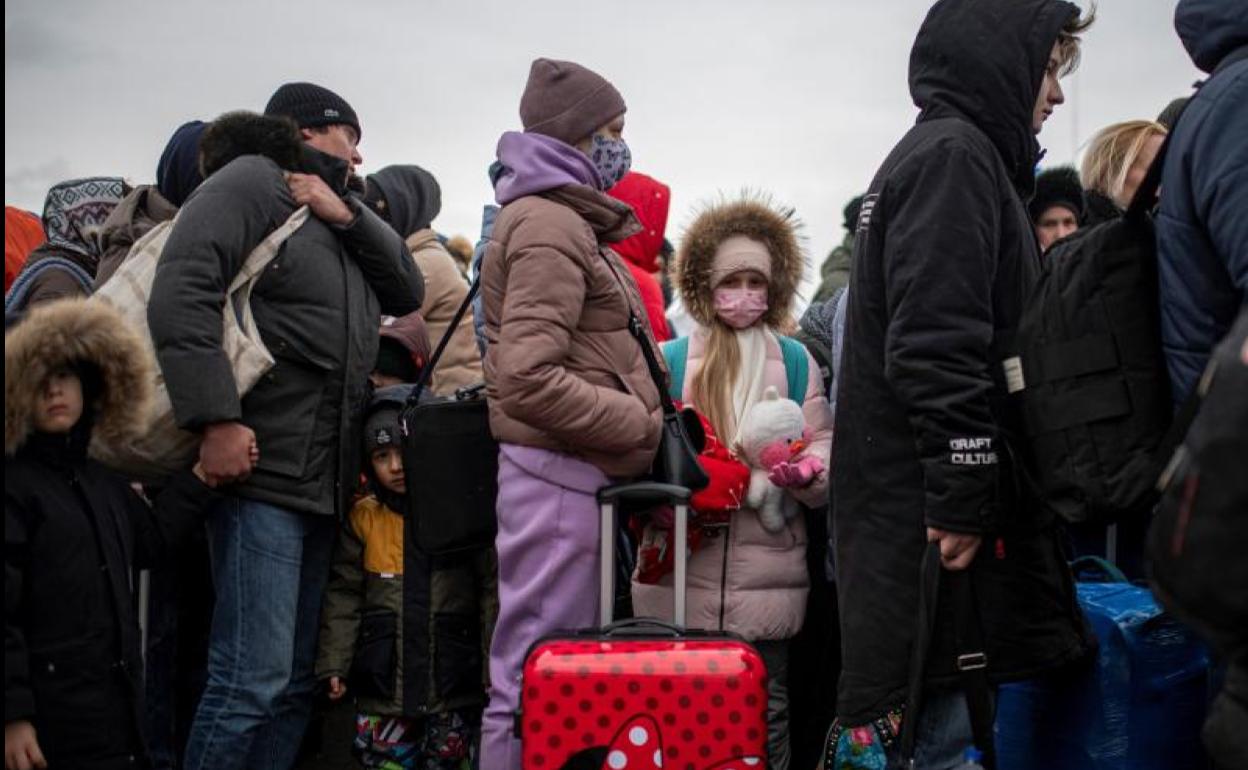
[227,205,311,295]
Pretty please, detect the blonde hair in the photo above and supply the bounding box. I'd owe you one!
[1081,120,1167,207]
[690,322,741,443]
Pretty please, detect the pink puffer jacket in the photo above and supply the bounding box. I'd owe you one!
[631,328,833,641]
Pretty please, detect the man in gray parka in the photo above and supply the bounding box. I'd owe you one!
[148,82,423,770]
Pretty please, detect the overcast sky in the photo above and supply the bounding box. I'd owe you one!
[5,0,1201,288]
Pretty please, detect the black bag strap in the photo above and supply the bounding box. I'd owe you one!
[597,250,678,418]
[951,570,996,768]
[899,543,941,762]
[406,273,481,407]
[900,544,997,769]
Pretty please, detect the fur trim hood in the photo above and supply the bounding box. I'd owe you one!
[672,194,807,328]
[197,111,304,179]
[5,298,153,456]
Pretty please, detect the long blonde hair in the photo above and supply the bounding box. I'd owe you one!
[689,322,741,444]
[1080,120,1167,208]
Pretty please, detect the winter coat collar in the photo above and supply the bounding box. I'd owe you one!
[541,185,640,244]
[909,0,1078,197]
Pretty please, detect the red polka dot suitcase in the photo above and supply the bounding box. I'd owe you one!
[518,483,769,770]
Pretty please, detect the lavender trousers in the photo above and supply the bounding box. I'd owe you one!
[479,443,609,770]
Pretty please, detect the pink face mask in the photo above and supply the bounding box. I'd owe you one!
[713,286,769,329]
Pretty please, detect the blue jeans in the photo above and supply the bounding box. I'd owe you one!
[182,497,336,770]
[888,689,976,770]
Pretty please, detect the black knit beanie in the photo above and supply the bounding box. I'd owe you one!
[1029,166,1085,224]
[264,82,361,141]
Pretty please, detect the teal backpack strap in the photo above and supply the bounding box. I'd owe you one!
[661,336,690,402]
[778,335,810,402]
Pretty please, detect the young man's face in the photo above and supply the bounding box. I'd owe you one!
[302,124,363,176]
[1035,205,1079,251]
[370,446,406,494]
[34,367,84,434]
[1032,41,1066,135]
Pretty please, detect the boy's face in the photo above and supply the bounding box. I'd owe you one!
[1035,205,1079,251]
[34,367,84,434]
[370,446,406,495]
[1033,41,1066,135]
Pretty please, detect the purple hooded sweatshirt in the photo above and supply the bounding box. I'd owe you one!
[493,131,602,205]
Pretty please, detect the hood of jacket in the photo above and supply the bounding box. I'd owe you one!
[909,0,1078,196]
[672,195,807,329]
[368,165,442,237]
[100,185,178,248]
[197,110,316,182]
[157,120,208,207]
[379,310,432,368]
[1176,0,1248,73]
[493,131,602,205]
[607,171,671,273]
[5,298,153,457]
[40,177,127,269]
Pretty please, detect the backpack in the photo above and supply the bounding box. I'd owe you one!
[1147,308,1248,658]
[88,206,309,481]
[1009,130,1176,525]
[663,333,809,403]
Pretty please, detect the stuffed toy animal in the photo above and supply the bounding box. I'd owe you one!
[738,386,824,532]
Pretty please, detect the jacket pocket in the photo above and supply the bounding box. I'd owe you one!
[433,611,482,701]
[244,354,334,478]
[30,637,134,758]
[348,608,397,700]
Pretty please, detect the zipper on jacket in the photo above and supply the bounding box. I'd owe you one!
[717,527,730,631]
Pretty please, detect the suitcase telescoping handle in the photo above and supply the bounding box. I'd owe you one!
[597,482,692,628]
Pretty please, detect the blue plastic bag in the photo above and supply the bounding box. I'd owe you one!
[995,573,1210,770]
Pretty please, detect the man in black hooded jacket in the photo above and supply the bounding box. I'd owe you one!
[831,1,1096,765]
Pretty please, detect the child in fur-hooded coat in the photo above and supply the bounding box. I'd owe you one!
[4,299,223,770]
[630,196,833,770]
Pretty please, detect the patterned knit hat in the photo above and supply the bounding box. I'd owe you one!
[41,177,127,264]
[264,82,361,141]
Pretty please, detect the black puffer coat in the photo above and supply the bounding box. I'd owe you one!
[832,0,1095,725]
[5,299,220,769]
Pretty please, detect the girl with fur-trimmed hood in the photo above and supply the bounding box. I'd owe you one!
[4,299,224,770]
[631,196,833,770]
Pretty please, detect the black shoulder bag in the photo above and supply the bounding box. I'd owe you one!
[598,249,709,491]
[399,276,498,555]
[899,543,997,769]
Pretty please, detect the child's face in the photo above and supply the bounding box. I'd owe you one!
[370,446,406,495]
[34,367,84,434]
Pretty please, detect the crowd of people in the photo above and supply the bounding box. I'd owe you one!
[4,1,1246,770]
